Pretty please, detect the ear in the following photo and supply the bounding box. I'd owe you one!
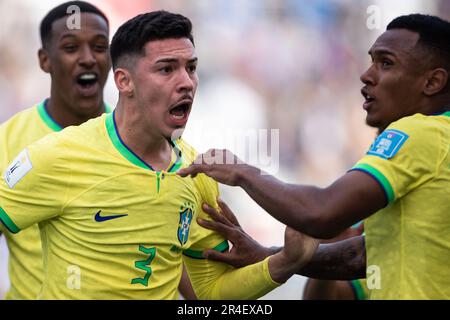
[423,68,448,96]
[38,48,51,73]
[114,68,134,98]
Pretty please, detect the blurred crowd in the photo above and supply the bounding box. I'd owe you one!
[0,0,447,299]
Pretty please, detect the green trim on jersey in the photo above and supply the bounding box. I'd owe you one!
[350,279,367,300]
[168,141,183,173]
[0,207,20,234]
[352,163,395,204]
[104,103,112,114]
[442,111,450,117]
[37,101,63,132]
[38,100,111,132]
[105,112,183,173]
[183,240,229,259]
[105,113,152,170]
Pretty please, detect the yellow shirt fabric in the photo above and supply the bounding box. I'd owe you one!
[352,112,450,299]
[0,100,110,299]
[0,113,279,299]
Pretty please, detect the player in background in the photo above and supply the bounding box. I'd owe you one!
[179,14,450,299]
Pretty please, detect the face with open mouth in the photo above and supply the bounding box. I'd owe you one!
[359,29,426,132]
[43,12,110,116]
[128,38,198,139]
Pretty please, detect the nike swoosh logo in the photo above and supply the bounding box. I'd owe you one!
[94,210,128,222]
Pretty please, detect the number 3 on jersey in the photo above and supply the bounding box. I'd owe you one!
[131,245,156,286]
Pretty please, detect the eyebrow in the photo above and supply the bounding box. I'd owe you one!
[368,49,397,57]
[155,57,198,64]
[59,33,108,42]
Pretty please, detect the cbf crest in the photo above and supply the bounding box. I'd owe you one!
[178,202,194,246]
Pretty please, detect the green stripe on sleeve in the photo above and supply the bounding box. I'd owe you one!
[351,163,395,204]
[183,240,229,259]
[350,279,367,300]
[0,207,20,234]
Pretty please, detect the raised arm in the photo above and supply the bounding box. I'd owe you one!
[178,149,385,239]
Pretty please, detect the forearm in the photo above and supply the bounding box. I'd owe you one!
[237,165,326,236]
[185,256,280,300]
[297,236,366,280]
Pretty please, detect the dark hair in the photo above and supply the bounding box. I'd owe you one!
[110,10,194,70]
[387,14,450,70]
[40,1,109,48]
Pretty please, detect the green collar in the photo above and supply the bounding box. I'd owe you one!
[105,112,182,172]
[37,99,112,132]
[442,111,450,118]
[37,100,63,132]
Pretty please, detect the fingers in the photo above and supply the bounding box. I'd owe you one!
[202,249,236,266]
[197,217,235,238]
[177,164,204,178]
[202,203,234,227]
[217,198,241,227]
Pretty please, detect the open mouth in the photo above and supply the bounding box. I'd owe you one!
[361,89,375,109]
[169,102,191,120]
[77,72,98,87]
[75,72,99,97]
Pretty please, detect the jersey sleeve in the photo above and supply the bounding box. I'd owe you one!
[184,255,279,299]
[182,173,280,299]
[351,116,441,205]
[0,135,69,233]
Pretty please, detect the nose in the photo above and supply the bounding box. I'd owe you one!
[79,45,96,68]
[360,64,376,86]
[177,69,196,93]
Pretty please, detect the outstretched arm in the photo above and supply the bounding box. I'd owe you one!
[198,200,365,280]
[179,149,385,239]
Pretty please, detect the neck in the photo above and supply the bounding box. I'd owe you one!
[114,100,172,171]
[47,88,104,128]
[422,97,450,115]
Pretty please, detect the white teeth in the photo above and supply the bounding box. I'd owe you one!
[172,113,184,119]
[79,73,97,80]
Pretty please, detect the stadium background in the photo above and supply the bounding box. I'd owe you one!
[0,0,447,299]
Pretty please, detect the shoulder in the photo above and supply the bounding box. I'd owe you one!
[0,105,39,134]
[368,113,443,160]
[387,113,444,137]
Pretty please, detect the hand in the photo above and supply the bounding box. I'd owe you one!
[269,226,320,283]
[198,199,273,267]
[178,149,253,186]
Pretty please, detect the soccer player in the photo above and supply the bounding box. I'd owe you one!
[0,1,111,299]
[0,11,317,299]
[179,14,450,299]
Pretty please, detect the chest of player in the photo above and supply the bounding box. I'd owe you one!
[58,171,201,246]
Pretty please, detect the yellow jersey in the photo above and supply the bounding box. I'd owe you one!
[0,112,279,299]
[0,100,110,299]
[352,112,450,299]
